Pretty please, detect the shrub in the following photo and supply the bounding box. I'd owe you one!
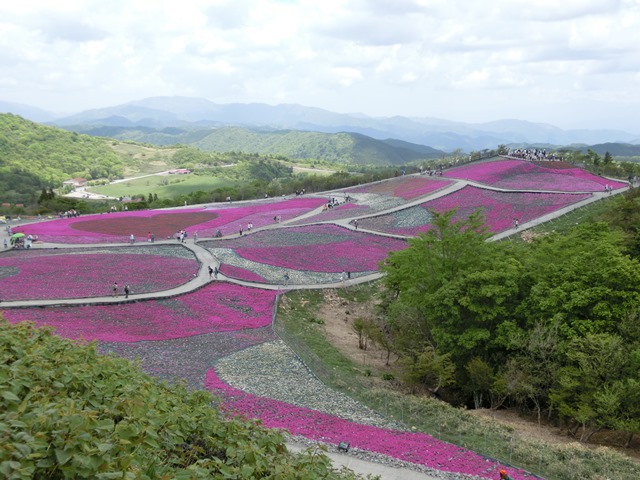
[0,318,365,479]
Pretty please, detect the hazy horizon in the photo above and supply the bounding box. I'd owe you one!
[2,1,639,132]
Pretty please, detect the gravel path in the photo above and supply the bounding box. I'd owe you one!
[215,340,483,480]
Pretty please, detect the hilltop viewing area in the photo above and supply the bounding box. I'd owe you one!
[2,156,639,480]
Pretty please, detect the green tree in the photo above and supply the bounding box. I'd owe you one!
[549,333,628,442]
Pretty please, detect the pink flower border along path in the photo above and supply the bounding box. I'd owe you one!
[443,159,627,192]
[13,197,327,244]
[358,187,592,236]
[205,369,534,480]
[1,283,277,342]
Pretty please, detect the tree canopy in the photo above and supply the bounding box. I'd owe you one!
[380,210,640,442]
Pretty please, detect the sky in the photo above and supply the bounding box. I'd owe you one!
[1,0,639,132]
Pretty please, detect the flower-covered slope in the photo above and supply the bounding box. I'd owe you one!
[202,224,407,273]
[358,187,591,235]
[0,245,198,300]
[2,283,276,342]
[14,197,326,243]
[444,159,626,191]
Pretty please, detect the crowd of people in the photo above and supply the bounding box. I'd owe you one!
[506,148,562,161]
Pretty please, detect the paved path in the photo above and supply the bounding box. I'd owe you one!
[287,443,441,480]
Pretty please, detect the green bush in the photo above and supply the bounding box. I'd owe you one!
[0,318,367,479]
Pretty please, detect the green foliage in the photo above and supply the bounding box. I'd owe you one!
[0,318,367,479]
[380,210,640,443]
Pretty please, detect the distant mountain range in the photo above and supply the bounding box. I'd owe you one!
[2,96,639,152]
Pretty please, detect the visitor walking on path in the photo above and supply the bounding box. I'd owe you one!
[214,266,219,278]
[129,234,135,244]
[124,284,130,299]
[112,282,118,297]
[208,266,214,278]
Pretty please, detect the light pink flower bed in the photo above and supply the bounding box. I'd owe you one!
[205,369,532,480]
[347,176,451,199]
[444,159,627,191]
[1,283,276,342]
[289,203,372,225]
[13,197,327,243]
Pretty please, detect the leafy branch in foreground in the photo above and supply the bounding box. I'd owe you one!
[0,318,368,479]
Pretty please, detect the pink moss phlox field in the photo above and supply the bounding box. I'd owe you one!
[14,198,327,243]
[205,369,530,480]
[199,197,328,236]
[208,225,406,272]
[445,159,627,191]
[419,186,591,233]
[347,176,452,200]
[0,251,198,300]
[1,283,277,342]
[219,264,267,283]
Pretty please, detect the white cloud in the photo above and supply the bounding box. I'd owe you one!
[0,0,637,131]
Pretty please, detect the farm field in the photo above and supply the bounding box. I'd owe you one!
[90,172,236,198]
[1,157,631,480]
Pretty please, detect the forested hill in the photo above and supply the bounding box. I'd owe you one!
[192,126,444,165]
[63,123,446,166]
[0,113,124,203]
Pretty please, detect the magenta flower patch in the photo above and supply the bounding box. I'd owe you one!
[13,197,327,243]
[444,159,627,192]
[2,283,277,342]
[205,369,530,480]
[203,225,407,272]
[347,176,451,199]
[358,186,591,235]
[0,247,198,300]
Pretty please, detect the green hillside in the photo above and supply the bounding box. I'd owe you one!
[0,114,125,204]
[193,127,443,165]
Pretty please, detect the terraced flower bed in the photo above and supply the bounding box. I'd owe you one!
[0,245,198,300]
[359,186,592,235]
[444,159,627,191]
[13,197,327,243]
[203,224,407,272]
[205,369,529,480]
[347,176,452,200]
[1,283,276,342]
